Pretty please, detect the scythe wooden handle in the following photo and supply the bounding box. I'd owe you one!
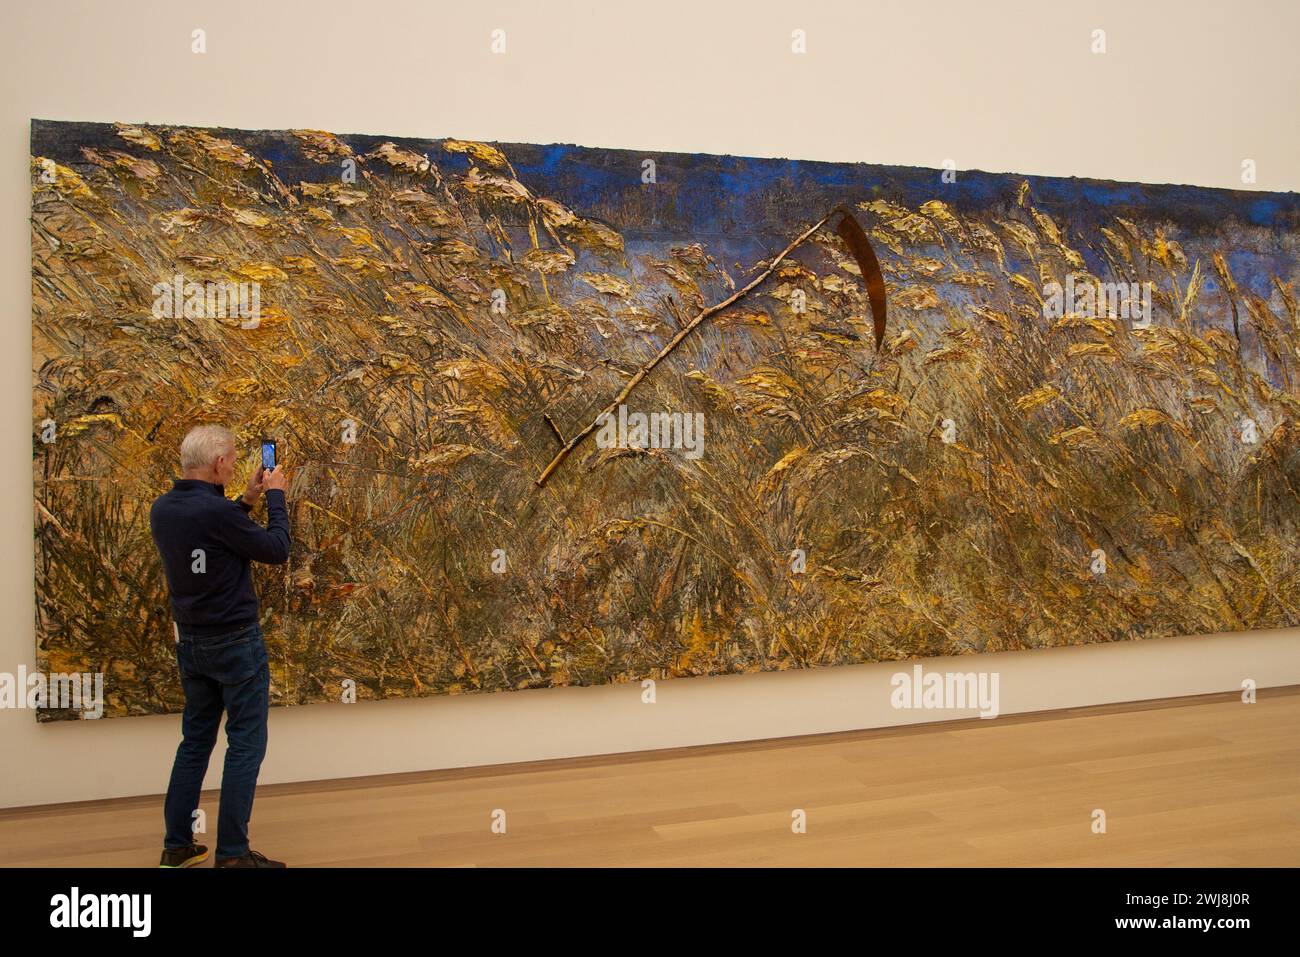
[534,205,886,487]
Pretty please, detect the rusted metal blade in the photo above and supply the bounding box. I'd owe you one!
[832,206,888,350]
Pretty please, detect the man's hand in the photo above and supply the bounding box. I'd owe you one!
[263,464,288,493]
[241,465,266,506]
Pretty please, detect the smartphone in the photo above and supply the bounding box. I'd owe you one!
[260,438,277,471]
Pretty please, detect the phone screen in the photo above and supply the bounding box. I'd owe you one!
[261,440,276,470]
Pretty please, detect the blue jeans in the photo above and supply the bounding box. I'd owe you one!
[163,622,270,860]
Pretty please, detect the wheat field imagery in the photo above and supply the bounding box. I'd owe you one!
[30,119,1300,720]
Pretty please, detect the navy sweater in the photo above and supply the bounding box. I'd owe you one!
[149,479,290,638]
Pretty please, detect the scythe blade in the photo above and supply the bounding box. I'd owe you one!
[831,205,889,350]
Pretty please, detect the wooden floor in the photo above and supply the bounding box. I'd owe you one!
[3,687,1298,867]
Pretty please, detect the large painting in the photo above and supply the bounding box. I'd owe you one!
[31,119,1300,719]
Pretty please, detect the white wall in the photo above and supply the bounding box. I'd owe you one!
[3,0,1298,810]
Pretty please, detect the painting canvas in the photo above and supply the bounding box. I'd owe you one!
[30,119,1300,720]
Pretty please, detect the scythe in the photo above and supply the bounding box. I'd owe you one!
[534,204,888,487]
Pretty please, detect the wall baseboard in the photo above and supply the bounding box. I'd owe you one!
[3,628,1296,810]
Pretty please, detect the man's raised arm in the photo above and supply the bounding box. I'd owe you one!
[218,469,290,564]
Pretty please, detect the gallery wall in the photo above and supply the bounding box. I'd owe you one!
[4,0,1298,808]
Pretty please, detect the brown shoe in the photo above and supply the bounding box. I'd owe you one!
[214,848,286,868]
[159,842,209,868]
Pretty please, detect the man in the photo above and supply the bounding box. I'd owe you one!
[150,424,290,868]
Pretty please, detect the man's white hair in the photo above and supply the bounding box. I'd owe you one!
[179,424,236,471]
